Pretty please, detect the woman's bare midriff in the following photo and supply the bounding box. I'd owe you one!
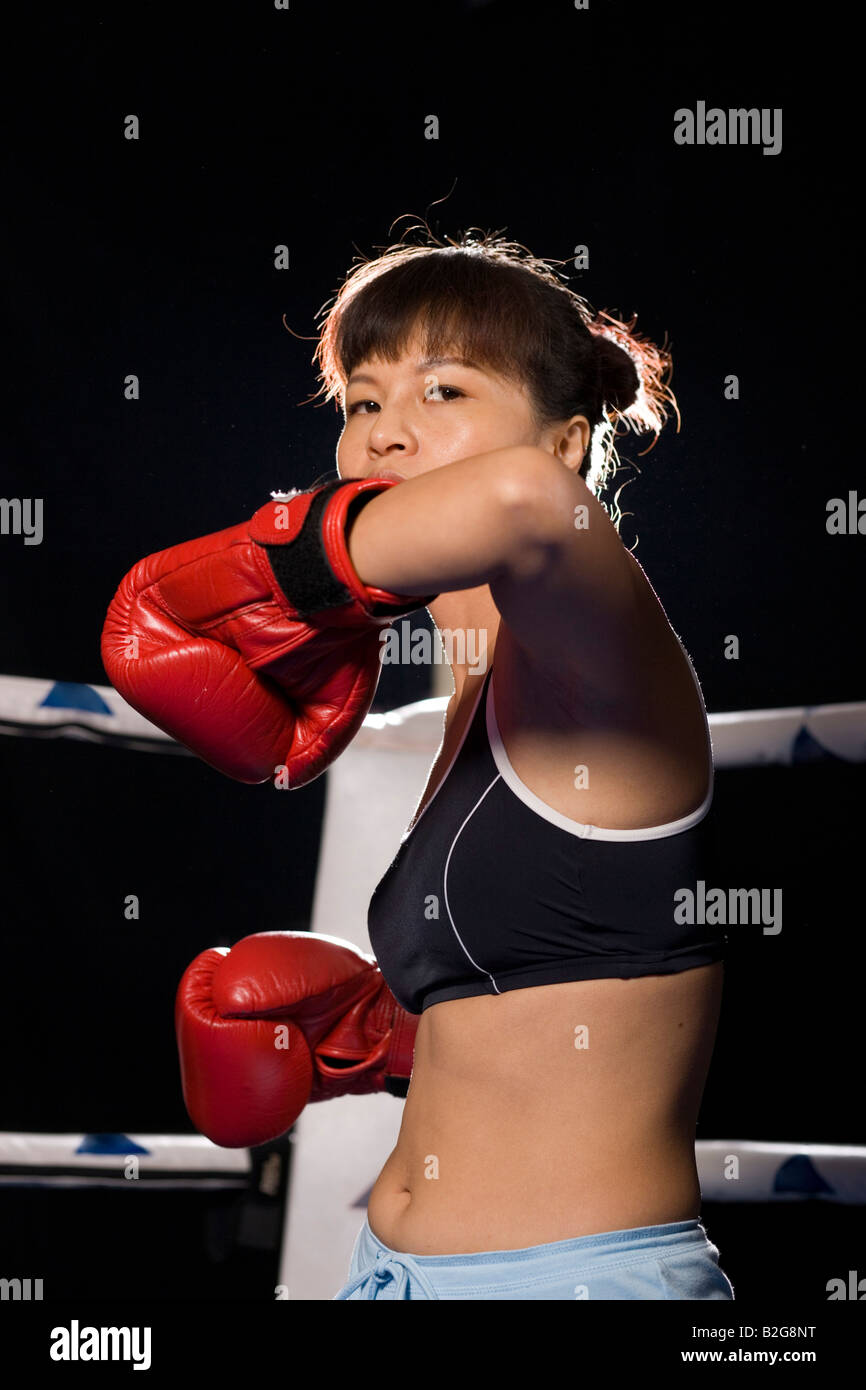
[368,965,724,1254]
[367,550,723,1256]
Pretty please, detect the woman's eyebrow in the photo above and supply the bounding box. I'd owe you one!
[347,356,484,387]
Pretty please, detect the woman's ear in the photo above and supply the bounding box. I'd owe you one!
[550,415,590,475]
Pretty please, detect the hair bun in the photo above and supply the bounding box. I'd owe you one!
[592,331,641,414]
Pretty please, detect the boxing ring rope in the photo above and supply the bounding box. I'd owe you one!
[0,1132,251,1190]
[1,672,864,767]
[3,668,864,1295]
[0,1134,864,1202]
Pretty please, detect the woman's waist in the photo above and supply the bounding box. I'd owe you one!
[366,973,720,1250]
[412,969,724,1105]
[384,1073,702,1190]
[369,1118,703,1251]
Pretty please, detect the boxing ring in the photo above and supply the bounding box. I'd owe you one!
[0,670,864,1300]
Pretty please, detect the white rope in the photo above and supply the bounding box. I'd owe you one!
[1,673,864,767]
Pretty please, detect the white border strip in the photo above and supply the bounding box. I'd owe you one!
[0,673,863,767]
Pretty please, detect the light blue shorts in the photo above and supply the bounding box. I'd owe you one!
[333,1214,735,1300]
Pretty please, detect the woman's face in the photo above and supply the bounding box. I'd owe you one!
[336,331,543,483]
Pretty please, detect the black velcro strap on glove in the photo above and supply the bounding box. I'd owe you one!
[261,480,380,620]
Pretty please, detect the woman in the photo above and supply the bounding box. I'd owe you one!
[315,229,733,1300]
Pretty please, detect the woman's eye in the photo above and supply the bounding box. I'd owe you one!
[427,385,464,402]
[346,386,464,416]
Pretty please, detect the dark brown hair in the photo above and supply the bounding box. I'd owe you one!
[303,225,680,532]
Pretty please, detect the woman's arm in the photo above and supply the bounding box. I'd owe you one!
[346,443,638,693]
[344,445,552,596]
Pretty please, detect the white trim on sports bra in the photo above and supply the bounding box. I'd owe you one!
[488,634,714,842]
[401,632,714,845]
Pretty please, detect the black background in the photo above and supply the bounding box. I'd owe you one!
[0,0,861,1313]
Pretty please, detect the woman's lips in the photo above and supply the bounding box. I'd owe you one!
[373,469,406,483]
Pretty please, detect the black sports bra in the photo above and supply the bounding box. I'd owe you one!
[367,649,727,1015]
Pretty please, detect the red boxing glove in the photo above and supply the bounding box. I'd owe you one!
[175,932,419,1148]
[100,476,436,785]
